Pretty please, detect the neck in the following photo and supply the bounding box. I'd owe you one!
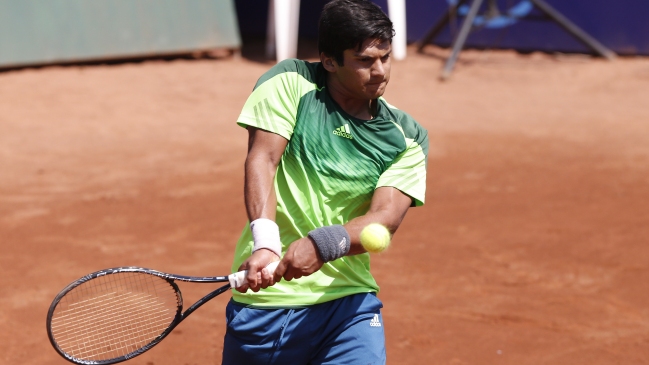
[326,75,375,120]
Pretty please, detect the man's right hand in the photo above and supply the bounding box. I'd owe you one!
[235,249,280,293]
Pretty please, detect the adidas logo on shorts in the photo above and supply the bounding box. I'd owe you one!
[370,314,382,327]
[333,124,353,139]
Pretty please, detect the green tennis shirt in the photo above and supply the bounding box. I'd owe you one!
[232,59,428,307]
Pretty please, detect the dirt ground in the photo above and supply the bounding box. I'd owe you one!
[1,44,648,365]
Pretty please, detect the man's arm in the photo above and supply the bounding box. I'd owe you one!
[275,186,413,281]
[236,127,288,293]
[344,186,413,255]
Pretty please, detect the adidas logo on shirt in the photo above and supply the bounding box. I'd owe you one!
[370,314,382,327]
[333,124,353,139]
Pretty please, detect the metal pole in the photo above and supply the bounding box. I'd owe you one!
[416,0,470,52]
[530,0,615,60]
[388,0,407,60]
[440,0,484,80]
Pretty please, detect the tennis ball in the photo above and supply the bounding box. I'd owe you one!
[360,223,391,253]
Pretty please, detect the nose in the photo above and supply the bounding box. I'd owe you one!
[371,58,386,78]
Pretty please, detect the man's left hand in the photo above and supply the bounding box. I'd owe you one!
[274,237,324,281]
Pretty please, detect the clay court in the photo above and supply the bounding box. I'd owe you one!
[1,44,648,364]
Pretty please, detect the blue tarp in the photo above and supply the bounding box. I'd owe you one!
[399,0,649,55]
[236,0,649,56]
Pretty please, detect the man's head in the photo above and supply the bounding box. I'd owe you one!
[319,0,395,102]
[318,0,394,66]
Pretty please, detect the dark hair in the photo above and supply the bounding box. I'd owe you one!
[318,0,394,65]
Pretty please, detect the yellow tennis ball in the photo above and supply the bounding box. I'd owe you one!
[360,223,391,253]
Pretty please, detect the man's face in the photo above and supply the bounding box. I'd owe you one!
[330,38,392,100]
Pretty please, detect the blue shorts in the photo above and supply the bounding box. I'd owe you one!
[222,293,386,365]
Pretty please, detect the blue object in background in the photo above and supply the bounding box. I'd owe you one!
[406,0,649,55]
[235,0,649,56]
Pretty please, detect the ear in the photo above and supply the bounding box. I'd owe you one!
[320,52,338,73]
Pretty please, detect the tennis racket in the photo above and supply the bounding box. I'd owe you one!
[46,261,279,365]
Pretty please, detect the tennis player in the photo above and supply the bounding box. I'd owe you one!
[222,1,428,363]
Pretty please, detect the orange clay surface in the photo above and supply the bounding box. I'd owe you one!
[1,44,648,364]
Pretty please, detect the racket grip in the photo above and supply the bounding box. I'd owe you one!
[228,261,280,288]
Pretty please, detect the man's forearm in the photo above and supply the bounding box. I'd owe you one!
[242,155,283,259]
[343,186,412,255]
[244,156,278,221]
[243,127,287,221]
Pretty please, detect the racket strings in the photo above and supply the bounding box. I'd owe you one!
[50,272,180,361]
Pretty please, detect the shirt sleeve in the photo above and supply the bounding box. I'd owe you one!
[236,59,316,140]
[376,123,428,206]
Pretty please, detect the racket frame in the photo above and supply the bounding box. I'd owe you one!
[46,266,232,365]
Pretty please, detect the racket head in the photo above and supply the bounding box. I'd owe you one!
[46,267,183,365]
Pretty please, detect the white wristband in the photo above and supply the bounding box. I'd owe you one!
[250,218,282,257]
